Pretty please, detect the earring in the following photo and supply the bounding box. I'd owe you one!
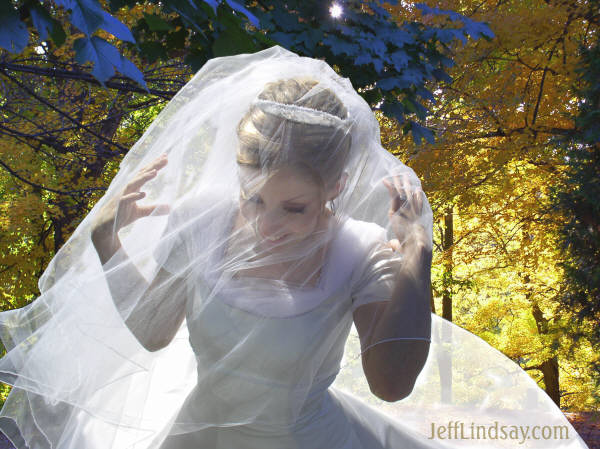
[330,199,337,216]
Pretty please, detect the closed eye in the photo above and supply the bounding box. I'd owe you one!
[241,191,306,214]
[285,207,305,214]
[240,191,262,204]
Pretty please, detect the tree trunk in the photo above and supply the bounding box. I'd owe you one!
[442,204,454,322]
[530,293,561,407]
[438,203,454,403]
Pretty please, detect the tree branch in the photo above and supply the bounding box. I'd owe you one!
[523,364,544,371]
[0,62,179,99]
[0,69,130,155]
[0,157,105,196]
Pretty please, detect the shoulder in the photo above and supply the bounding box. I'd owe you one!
[337,217,388,252]
[337,216,400,278]
[336,219,401,310]
[327,217,392,284]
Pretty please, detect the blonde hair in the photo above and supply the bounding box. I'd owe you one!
[236,77,351,188]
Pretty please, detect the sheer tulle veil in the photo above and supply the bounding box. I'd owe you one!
[0,46,588,448]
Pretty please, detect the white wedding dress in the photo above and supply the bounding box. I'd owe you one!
[137,195,587,449]
[149,195,431,449]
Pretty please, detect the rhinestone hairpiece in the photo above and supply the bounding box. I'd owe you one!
[252,99,351,130]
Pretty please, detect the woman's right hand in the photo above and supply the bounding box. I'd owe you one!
[91,153,170,252]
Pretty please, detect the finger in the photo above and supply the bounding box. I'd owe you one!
[388,238,401,252]
[121,191,146,204]
[401,173,412,193]
[141,153,169,174]
[150,153,169,171]
[392,174,409,200]
[382,178,395,197]
[124,169,158,194]
[138,203,171,217]
[389,174,410,212]
[415,190,424,214]
[382,178,402,211]
[131,155,168,192]
[399,174,418,213]
[392,174,405,197]
[396,173,412,206]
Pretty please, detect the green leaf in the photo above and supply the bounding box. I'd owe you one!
[74,36,147,89]
[29,4,53,41]
[49,22,67,47]
[139,41,167,63]
[0,4,29,53]
[29,4,67,46]
[55,0,104,36]
[184,47,210,72]
[410,121,435,145]
[100,10,135,42]
[143,13,174,32]
[224,0,259,27]
[165,27,187,50]
[211,9,257,57]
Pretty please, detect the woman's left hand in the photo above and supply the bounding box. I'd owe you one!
[382,174,429,252]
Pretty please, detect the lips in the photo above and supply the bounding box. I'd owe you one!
[264,234,289,244]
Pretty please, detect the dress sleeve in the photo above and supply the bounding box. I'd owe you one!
[349,222,403,313]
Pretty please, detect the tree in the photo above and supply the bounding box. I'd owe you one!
[546,0,600,403]
[377,0,599,409]
[0,0,493,138]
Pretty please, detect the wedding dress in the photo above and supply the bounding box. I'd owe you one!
[0,46,589,449]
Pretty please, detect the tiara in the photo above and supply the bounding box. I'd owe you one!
[252,99,351,131]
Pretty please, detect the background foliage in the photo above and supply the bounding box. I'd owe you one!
[379,0,600,410]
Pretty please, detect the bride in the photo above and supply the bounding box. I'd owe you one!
[0,46,588,449]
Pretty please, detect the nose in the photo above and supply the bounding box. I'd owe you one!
[257,209,286,240]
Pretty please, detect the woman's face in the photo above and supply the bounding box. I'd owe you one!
[238,165,333,250]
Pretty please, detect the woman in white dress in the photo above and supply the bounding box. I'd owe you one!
[0,46,589,449]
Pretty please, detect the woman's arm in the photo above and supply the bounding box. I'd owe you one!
[353,173,433,402]
[124,265,188,352]
[92,219,188,353]
[352,242,432,402]
[89,153,187,352]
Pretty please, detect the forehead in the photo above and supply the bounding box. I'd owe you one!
[238,165,321,198]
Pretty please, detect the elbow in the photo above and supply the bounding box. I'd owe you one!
[369,378,417,402]
[143,338,169,352]
[364,342,430,402]
[125,318,170,352]
[140,331,175,352]
[131,331,168,352]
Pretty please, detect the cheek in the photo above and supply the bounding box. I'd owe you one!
[288,212,320,235]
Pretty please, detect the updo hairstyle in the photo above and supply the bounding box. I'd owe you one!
[236,77,352,189]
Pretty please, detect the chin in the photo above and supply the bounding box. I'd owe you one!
[259,233,314,253]
[263,234,291,247]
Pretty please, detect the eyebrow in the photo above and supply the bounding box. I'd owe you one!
[240,190,312,205]
[281,193,312,203]
[282,201,308,208]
